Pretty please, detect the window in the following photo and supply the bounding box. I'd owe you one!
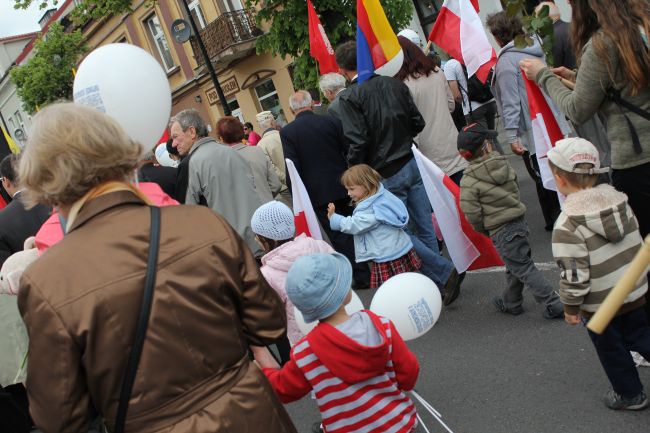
[187,0,207,29]
[254,79,281,116]
[145,15,175,71]
[227,97,244,123]
[13,111,25,133]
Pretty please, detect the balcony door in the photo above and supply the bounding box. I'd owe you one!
[218,0,243,13]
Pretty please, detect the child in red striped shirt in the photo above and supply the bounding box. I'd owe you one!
[252,252,419,433]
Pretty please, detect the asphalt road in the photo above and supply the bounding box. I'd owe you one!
[282,153,650,433]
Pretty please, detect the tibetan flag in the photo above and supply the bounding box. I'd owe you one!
[285,158,322,240]
[356,0,403,83]
[413,145,504,272]
[308,0,339,74]
[429,0,496,83]
[523,72,565,193]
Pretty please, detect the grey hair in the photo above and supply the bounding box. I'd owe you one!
[319,73,347,94]
[171,108,208,138]
[288,90,312,111]
[535,1,560,19]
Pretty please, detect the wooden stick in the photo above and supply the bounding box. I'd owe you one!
[424,40,433,56]
[587,236,650,334]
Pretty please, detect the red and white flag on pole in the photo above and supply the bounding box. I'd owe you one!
[428,0,496,82]
[285,158,323,240]
[307,0,339,74]
[412,146,504,272]
[522,72,565,193]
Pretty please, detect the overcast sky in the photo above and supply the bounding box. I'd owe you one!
[0,1,54,38]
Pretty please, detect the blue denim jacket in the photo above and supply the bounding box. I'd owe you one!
[330,185,413,263]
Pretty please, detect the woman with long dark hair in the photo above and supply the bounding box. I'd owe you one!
[520,0,650,238]
[395,36,467,184]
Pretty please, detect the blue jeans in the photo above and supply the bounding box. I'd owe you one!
[586,307,650,398]
[381,158,454,287]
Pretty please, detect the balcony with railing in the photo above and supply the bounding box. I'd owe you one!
[190,8,263,70]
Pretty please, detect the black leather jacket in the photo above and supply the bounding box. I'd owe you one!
[338,74,425,177]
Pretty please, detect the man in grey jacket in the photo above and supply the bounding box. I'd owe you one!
[170,109,263,256]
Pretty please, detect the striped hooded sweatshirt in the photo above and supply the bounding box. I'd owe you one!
[552,184,647,317]
[262,310,419,433]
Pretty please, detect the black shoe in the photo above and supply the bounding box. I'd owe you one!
[604,390,649,410]
[492,296,524,316]
[442,269,462,306]
[311,422,324,433]
[543,303,564,319]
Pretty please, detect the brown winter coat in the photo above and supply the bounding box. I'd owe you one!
[18,191,297,433]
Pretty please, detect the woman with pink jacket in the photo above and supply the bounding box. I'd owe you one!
[251,201,333,353]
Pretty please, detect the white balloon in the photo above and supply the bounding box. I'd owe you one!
[155,143,178,168]
[73,44,172,151]
[294,290,364,335]
[370,273,441,341]
[375,49,404,78]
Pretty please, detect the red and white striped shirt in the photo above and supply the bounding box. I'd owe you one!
[263,311,419,433]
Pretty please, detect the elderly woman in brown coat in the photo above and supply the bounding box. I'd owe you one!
[17,102,297,433]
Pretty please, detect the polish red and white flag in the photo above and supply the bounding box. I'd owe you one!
[285,158,322,240]
[308,0,339,74]
[413,146,504,272]
[523,72,564,193]
[428,0,496,83]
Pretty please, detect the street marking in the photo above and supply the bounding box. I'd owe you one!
[468,262,557,274]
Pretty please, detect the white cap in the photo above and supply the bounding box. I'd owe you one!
[251,201,295,241]
[547,138,609,175]
[256,111,275,124]
[398,29,421,47]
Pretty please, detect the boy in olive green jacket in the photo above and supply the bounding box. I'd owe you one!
[458,123,562,319]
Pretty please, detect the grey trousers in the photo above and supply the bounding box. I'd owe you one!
[491,217,560,309]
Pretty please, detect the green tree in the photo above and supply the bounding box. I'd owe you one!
[501,0,555,65]
[249,0,414,90]
[10,23,88,114]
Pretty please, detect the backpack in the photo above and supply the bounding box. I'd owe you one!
[461,65,494,103]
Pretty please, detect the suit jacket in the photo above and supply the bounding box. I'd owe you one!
[280,110,349,207]
[19,190,294,433]
[138,164,177,198]
[0,192,50,267]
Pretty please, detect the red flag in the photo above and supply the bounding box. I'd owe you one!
[429,0,496,83]
[285,158,323,240]
[413,146,503,271]
[307,0,339,74]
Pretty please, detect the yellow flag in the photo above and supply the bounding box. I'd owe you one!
[1,127,20,154]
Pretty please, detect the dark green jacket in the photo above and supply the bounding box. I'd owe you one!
[459,152,526,236]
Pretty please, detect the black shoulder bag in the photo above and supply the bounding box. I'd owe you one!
[606,88,650,155]
[113,206,161,433]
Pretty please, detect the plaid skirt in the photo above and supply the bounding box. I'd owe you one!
[370,248,422,289]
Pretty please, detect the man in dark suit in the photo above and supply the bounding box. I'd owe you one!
[280,90,370,288]
[0,154,50,267]
[138,148,177,198]
[0,154,49,433]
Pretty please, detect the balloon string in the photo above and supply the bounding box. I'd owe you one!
[410,390,455,433]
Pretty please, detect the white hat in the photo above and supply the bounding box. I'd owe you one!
[251,201,295,241]
[256,111,275,124]
[398,29,421,47]
[547,138,609,175]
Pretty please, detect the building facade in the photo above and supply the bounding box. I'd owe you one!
[78,0,296,133]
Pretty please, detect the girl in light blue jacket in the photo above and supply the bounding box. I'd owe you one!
[328,164,421,289]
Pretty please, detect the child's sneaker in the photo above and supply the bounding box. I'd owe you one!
[543,303,564,319]
[492,296,523,316]
[632,351,650,367]
[604,390,648,410]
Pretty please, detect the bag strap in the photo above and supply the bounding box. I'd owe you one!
[606,88,648,155]
[114,206,161,433]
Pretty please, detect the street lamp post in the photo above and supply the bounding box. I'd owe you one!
[180,0,232,116]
